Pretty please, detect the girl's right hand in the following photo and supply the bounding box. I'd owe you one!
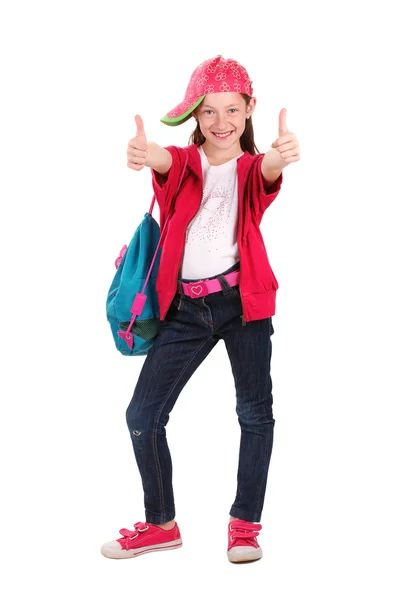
[127,115,148,171]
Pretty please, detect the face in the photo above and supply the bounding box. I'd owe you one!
[193,92,256,152]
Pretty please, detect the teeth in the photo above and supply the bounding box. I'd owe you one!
[214,131,232,138]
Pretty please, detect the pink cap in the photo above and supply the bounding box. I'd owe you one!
[161,55,253,127]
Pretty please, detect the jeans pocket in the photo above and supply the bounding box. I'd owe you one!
[165,294,180,319]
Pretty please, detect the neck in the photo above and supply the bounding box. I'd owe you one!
[201,141,243,165]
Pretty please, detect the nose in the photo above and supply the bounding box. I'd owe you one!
[214,114,228,130]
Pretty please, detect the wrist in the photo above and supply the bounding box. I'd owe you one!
[145,141,156,168]
[264,148,286,170]
[145,142,172,174]
[261,150,285,184]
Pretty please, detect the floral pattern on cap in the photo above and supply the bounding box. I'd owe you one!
[166,56,253,120]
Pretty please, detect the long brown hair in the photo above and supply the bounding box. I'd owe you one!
[188,94,260,155]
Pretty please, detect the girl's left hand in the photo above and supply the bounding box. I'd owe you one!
[270,108,300,166]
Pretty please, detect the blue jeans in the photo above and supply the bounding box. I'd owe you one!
[126,260,275,524]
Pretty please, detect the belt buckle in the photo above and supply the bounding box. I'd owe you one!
[187,280,208,298]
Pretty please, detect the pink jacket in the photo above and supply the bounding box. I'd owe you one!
[152,143,283,323]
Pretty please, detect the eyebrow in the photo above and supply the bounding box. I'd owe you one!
[201,104,240,109]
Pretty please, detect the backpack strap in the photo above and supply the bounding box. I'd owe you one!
[148,149,188,227]
[117,150,189,350]
[141,149,188,294]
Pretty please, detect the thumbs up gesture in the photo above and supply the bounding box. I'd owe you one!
[269,108,300,167]
[127,115,148,171]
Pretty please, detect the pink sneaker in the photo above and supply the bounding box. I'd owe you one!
[227,518,263,563]
[101,521,182,559]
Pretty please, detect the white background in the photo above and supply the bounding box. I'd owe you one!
[1,0,399,598]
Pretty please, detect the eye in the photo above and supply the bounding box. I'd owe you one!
[204,109,213,115]
[228,108,238,113]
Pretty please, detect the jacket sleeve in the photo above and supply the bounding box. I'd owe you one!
[250,155,283,222]
[151,145,188,231]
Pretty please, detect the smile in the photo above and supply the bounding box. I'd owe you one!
[212,131,233,138]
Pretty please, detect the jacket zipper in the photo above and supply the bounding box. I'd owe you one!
[162,241,184,319]
[239,161,253,327]
[163,167,203,319]
[239,260,247,326]
[239,156,263,325]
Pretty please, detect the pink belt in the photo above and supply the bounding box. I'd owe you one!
[180,270,240,299]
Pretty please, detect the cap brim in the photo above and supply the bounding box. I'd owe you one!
[160,95,205,127]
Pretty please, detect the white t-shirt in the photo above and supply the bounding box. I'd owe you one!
[180,145,243,280]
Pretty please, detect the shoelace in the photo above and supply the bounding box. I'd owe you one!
[229,520,262,546]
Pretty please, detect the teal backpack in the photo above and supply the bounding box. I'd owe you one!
[106,153,188,356]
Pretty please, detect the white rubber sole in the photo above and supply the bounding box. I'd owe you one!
[227,546,262,563]
[101,538,182,559]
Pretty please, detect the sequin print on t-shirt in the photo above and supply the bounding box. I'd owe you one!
[180,145,243,280]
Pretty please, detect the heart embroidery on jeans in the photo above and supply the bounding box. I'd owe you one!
[191,285,203,295]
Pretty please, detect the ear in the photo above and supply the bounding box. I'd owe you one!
[246,97,257,118]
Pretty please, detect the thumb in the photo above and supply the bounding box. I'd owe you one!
[135,114,147,140]
[278,108,289,137]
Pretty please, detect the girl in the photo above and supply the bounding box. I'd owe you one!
[101,55,300,563]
